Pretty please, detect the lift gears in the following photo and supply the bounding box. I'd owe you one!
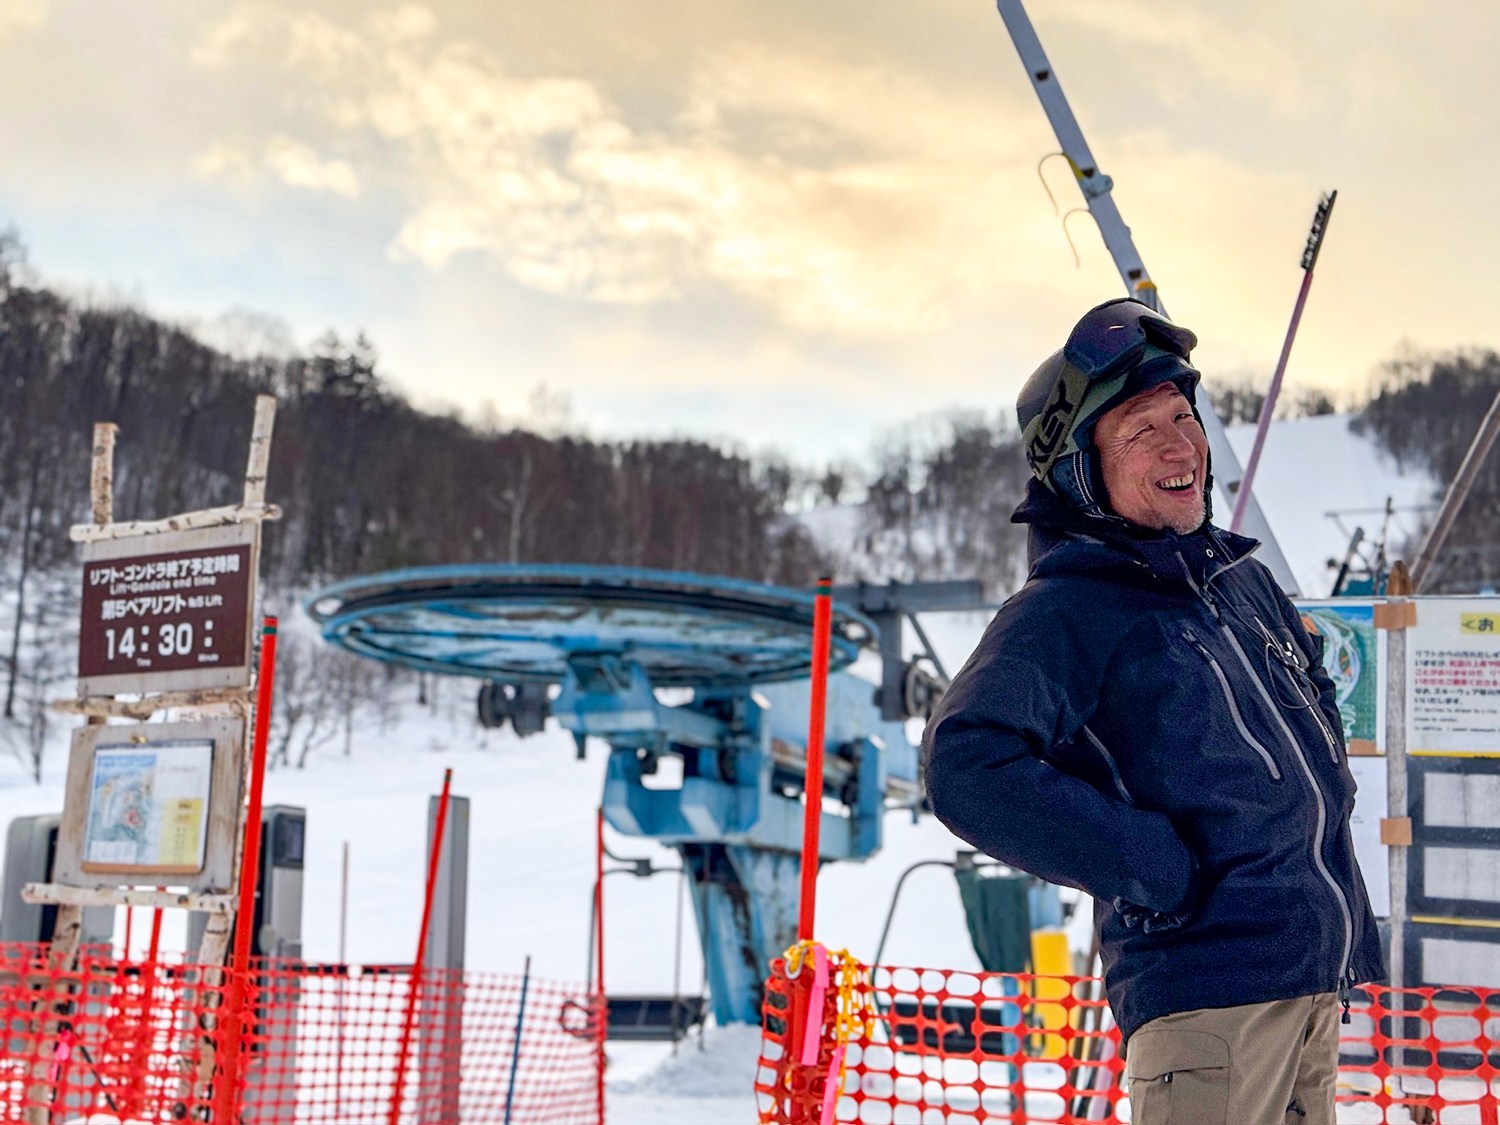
[476,680,551,738]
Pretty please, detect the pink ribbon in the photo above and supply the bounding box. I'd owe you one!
[819,1043,846,1125]
[800,944,829,1066]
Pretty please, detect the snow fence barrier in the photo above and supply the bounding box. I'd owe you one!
[0,941,603,1123]
[756,950,1500,1123]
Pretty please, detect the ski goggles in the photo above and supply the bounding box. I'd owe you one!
[1062,298,1197,380]
[1023,300,1199,481]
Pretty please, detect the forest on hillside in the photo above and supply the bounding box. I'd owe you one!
[1,238,1496,777]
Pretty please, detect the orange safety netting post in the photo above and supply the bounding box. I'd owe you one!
[594,807,607,1125]
[797,577,833,944]
[386,766,455,1125]
[759,578,845,1125]
[213,613,279,1123]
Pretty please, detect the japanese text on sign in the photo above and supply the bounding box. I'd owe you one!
[1408,599,1500,755]
[78,526,256,694]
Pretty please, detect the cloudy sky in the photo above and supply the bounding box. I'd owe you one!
[0,0,1494,464]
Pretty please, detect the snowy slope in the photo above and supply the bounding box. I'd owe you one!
[1226,413,1436,597]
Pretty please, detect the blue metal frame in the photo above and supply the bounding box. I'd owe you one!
[308,565,922,1025]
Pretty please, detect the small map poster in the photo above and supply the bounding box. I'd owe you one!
[1296,600,1385,754]
[1408,598,1500,756]
[83,740,213,874]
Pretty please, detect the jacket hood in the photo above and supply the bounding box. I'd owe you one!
[1011,477,1258,586]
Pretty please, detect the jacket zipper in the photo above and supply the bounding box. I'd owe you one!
[1182,631,1282,781]
[1256,615,1341,767]
[1185,553,1354,996]
[1081,725,1136,804]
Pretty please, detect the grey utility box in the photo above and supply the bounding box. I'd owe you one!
[1,814,114,944]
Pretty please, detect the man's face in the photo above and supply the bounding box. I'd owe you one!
[1094,383,1209,535]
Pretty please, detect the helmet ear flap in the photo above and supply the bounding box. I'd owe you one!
[1190,403,1215,521]
[1047,447,1112,518]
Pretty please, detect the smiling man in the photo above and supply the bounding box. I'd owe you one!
[923,299,1383,1124]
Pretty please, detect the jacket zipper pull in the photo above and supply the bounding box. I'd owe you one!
[1337,974,1352,1025]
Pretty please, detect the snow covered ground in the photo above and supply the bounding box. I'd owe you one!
[1226,413,1436,597]
[0,413,1433,1119]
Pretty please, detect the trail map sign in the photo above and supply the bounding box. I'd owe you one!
[82,741,212,874]
[1298,600,1385,754]
[77,523,258,696]
[53,718,245,891]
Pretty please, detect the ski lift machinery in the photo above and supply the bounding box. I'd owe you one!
[308,567,977,1026]
[996,0,1299,593]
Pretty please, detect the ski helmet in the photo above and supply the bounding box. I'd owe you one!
[1017,298,1202,515]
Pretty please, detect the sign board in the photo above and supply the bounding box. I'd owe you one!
[1295,600,1386,755]
[1407,597,1500,757]
[78,523,258,696]
[82,742,212,874]
[53,719,245,891]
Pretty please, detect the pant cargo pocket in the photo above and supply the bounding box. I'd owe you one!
[1126,1029,1230,1125]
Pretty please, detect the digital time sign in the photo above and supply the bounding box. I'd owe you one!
[78,523,258,696]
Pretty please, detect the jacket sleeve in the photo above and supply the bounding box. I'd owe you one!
[924,644,1198,917]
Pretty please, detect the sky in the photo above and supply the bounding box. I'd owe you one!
[0,0,1495,466]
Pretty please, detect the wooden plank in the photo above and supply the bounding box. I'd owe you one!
[90,424,117,527]
[69,500,281,543]
[21,882,235,913]
[51,687,251,720]
[1374,600,1418,631]
[1380,816,1414,847]
[243,394,276,508]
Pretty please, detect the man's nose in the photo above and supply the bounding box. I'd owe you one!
[1161,428,1198,460]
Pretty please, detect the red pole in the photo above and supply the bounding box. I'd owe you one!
[594,807,606,1125]
[386,768,454,1125]
[213,615,279,1124]
[797,579,834,941]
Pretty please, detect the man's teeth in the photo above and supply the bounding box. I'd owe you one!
[1158,474,1195,491]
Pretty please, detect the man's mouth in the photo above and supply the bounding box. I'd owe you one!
[1157,473,1196,493]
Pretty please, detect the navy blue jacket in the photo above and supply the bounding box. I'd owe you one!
[924,482,1384,1043]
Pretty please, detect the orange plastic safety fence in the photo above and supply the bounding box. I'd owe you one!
[758,958,1500,1124]
[0,943,603,1123]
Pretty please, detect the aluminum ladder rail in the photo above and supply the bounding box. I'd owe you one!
[996,0,1299,594]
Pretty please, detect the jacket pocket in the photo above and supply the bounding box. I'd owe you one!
[1127,1029,1230,1125]
[1262,617,1343,767]
[1182,629,1282,781]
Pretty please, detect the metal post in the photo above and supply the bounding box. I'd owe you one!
[418,794,468,1122]
[387,769,453,1125]
[1385,570,1409,1000]
[503,955,532,1125]
[1410,388,1500,593]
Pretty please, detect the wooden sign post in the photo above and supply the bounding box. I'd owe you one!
[21,395,281,1123]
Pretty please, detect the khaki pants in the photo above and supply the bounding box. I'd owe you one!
[1125,993,1339,1125]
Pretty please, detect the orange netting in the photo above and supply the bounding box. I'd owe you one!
[0,942,603,1123]
[757,954,1500,1124]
